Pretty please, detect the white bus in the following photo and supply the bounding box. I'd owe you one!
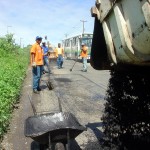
[62,33,93,61]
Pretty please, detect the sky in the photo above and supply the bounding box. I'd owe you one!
[0,0,95,47]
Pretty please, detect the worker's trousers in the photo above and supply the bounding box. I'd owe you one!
[32,66,43,90]
[82,57,87,71]
[57,54,63,68]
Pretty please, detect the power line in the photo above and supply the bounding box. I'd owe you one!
[62,20,88,40]
[64,21,81,36]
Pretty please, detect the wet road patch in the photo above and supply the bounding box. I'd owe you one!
[54,78,72,82]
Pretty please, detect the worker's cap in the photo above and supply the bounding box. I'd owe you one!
[36,36,42,40]
[81,43,85,45]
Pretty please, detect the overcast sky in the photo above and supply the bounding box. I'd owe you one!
[0,0,95,47]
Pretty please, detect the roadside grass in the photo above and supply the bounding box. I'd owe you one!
[0,34,29,141]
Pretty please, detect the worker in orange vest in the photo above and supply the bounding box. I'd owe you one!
[30,36,43,94]
[80,43,88,72]
[55,43,64,69]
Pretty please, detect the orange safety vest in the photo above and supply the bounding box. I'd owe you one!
[30,43,44,65]
[80,46,88,58]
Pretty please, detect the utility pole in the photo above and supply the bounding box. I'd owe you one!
[65,34,68,39]
[20,38,23,48]
[45,35,47,40]
[80,20,87,34]
[7,25,12,34]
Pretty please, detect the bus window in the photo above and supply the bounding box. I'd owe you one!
[82,38,92,47]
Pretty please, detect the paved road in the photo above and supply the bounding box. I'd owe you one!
[1,59,110,150]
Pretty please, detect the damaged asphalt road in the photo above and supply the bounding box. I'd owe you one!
[1,59,110,150]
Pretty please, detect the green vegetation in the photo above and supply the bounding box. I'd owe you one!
[0,34,29,140]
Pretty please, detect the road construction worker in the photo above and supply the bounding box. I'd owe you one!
[80,43,88,72]
[41,42,51,74]
[30,36,43,94]
[55,43,64,69]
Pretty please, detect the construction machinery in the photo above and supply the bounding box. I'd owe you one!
[91,0,150,70]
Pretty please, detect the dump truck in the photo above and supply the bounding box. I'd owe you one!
[91,0,150,70]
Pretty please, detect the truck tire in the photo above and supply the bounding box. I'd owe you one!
[55,143,65,150]
[31,141,40,150]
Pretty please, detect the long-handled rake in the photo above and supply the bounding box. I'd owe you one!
[70,59,78,72]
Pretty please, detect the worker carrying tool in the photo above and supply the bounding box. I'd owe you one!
[80,43,88,72]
